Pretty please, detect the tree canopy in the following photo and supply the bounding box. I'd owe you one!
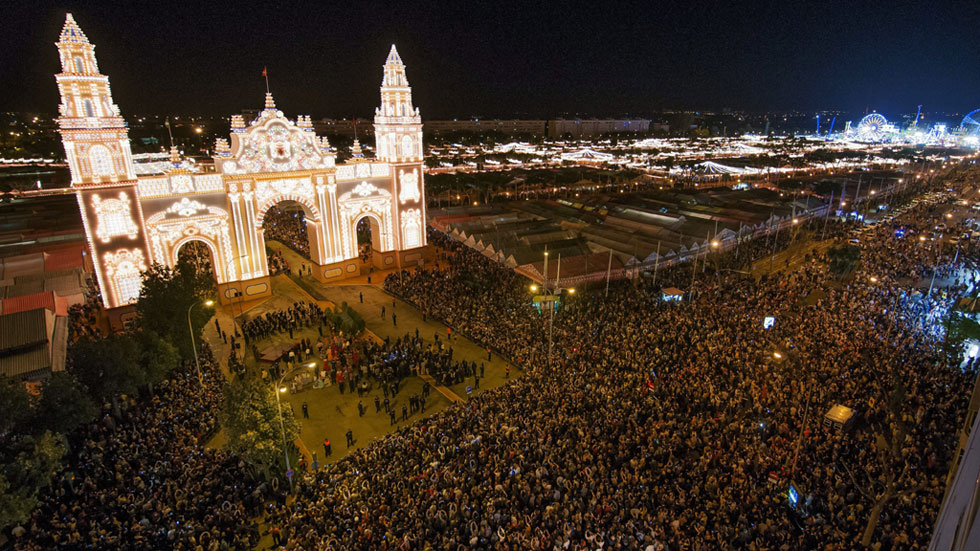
[222,376,300,473]
[136,259,213,360]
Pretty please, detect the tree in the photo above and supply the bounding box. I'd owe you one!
[0,431,65,531]
[134,330,180,391]
[857,382,925,547]
[942,312,980,364]
[827,245,861,277]
[136,261,212,360]
[0,377,32,435]
[222,376,300,475]
[70,333,143,414]
[34,372,97,435]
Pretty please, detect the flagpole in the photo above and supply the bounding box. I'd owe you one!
[263,67,270,94]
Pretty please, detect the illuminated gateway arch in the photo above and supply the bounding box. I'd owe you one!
[54,14,428,309]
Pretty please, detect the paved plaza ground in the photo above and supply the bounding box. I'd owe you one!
[202,241,519,470]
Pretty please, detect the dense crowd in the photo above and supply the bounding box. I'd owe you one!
[176,241,215,282]
[247,180,974,549]
[15,171,977,550]
[263,206,311,259]
[241,301,324,343]
[267,249,291,276]
[12,345,264,551]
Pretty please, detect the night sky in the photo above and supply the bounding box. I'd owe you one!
[2,0,978,119]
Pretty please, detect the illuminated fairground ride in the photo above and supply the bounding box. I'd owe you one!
[854,113,898,142]
[959,109,980,137]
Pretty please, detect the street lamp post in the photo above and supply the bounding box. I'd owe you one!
[274,361,316,492]
[709,240,722,284]
[530,252,574,370]
[187,299,215,384]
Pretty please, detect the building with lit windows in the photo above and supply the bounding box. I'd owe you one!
[54,14,428,312]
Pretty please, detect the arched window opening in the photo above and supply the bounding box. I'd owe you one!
[400,135,414,158]
[89,145,114,176]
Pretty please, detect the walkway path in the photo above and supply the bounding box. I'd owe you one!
[222,242,505,473]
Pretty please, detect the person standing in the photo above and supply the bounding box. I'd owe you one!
[358,401,365,417]
[381,306,386,320]
[323,438,331,457]
[346,429,354,448]
[359,291,364,303]
[302,402,309,419]
[392,313,397,327]
[374,395,381,412]
[505,365,510,378]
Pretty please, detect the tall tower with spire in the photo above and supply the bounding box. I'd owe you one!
[375,45,427,249]
[55,14,150,309]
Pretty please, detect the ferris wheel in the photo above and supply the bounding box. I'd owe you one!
[960,109,980,136]
[856,113,888,141]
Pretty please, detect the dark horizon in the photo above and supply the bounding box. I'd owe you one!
[2,1,978,120]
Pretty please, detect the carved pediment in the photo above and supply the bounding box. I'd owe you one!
[220,114,335,175]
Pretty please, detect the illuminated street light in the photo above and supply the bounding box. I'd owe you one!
[531,252,573,369]
[275,360,318,492]
[188,298,216,385]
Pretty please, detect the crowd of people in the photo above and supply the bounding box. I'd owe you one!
[263,206,311,259]
[241,301,324,343]
[267,249,291,276]
[176,240,216,282]
[246,178,973,549]
[12,345,266,551]
[16,169,978,550]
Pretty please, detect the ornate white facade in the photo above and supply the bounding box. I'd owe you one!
[55,14,427,309]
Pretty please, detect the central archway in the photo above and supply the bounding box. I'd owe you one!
[257,199,325,274]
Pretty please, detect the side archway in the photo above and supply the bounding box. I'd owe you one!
[352,212,384,253]
[173,236,222,288]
